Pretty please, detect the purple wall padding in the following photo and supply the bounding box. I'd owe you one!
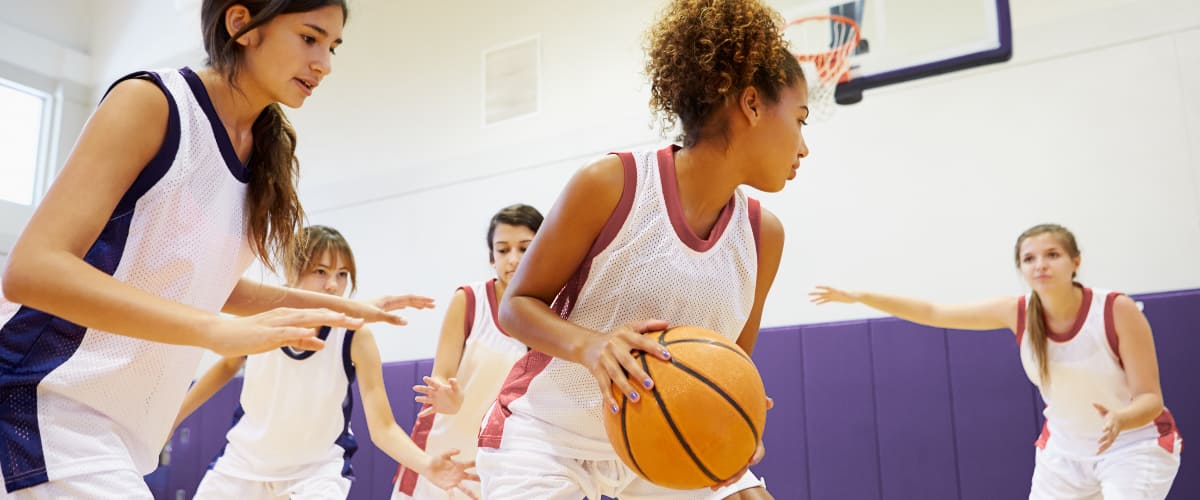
[800,321,883,500]
[751,325,808,500]
[945,327,1039,500]
[869,320,961,500]
[1139,290,1199,498]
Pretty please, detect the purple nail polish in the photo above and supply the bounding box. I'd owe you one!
[611,403,620,414]
[630,391,639,401]
[661,349,671,359]
[643,379,653,389]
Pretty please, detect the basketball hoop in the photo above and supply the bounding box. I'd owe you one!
[785,15,860,121]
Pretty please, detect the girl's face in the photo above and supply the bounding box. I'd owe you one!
[740,79,810,193]
[238,5,344,108]
[1018,233,1080,294]
[295,250,351,296]
[491,223,536,287]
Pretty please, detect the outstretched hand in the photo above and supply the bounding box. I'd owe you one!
[425,449,480,499]
[809,286,860,305]
[415,376,464,416]
[356,294,436,326]
[207,307,363,357]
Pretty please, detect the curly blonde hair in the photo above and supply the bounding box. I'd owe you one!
[645,0,804,146]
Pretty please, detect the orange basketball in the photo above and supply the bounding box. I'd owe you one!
[602,325,767,490]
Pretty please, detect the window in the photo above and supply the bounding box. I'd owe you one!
[0,80,49,206]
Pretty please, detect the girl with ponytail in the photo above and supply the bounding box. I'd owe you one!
[0,1,428,496]
[811,223,1181,499]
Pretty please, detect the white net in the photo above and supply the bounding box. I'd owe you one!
[784,15,860,122]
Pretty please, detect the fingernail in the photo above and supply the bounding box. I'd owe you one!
[611,403,620,414]
[643,379,653,389]
[661,349,671,359]
[629,391,639,401]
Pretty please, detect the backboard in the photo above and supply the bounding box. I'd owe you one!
[773,0,1012,104]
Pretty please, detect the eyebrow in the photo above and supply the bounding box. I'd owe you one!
[304,23,343,45]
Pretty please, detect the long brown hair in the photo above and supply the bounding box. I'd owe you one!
[1014,223,1081,385]
[200,0,349,273]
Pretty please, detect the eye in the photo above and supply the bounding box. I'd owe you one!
[338,271,349,279]
[301,34,316,45]
[315,269,327,276]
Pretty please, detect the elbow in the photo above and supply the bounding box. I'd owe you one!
[1,258,34,304]
[498,296,522,339]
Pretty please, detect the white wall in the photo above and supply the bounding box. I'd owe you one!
[0,2,95,254]
[62,0,1200,363]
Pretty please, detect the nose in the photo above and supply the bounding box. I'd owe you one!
[312,51,332,79]
[324,274,338,292]
[797,136,809,159]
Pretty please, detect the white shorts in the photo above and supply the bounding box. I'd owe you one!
[477,446,766,500]
[193,462,351,500]
[1,468,152,499]
[1029,437,1181,500]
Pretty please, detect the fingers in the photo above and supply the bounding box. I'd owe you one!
[448,377,461,393]
[269,307,365,330]
[423,376,451,390]
[458,486,480,500]
[380,312,409,326]
[605,343,650,407]
[1092,403,1109,415]
[765,396,775,410]
[381,294,436,310]
[631,319,670,334]
[413,384,433,396]
[591,367,620,415]
[627,328,671,364]
[417,405,434,418]
[277,327,326,352]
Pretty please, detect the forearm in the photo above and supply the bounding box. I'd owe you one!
[1119,392,1165,431]
[174,362,240,428]
[4,251,216,346]
[370,422,431,473]
[500,295,594,363]
[854,291,942,326]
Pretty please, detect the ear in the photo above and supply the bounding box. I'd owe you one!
[1073,255,1081,270]
[225,4,258,46]
[738,86,762,124]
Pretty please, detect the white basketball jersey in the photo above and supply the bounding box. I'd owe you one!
[395,279,528,498]
[0,67,256,492]
[479,146,762,459]
[1018,287,1180,457]
[211,326,357,481]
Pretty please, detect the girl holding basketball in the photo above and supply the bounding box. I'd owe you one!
[811,223,1181,499]
[476,0,808,498]
[392,203,543,500]
[0,1,420,496]
[175,225,477,499]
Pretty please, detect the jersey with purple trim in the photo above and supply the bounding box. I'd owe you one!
[210,326,358,481]
[0,67,256,492]
[1018,287,1181,457]
[479,146,762,459]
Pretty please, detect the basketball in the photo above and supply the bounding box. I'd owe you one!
[602,325,768,490]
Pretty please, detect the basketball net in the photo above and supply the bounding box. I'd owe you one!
[785,15,860,122]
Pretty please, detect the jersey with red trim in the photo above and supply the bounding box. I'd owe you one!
[479,145,762,459]
[394,279,527,498]
[1018,286,1181,457]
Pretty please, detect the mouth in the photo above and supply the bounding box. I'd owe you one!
[293,77,316,96]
